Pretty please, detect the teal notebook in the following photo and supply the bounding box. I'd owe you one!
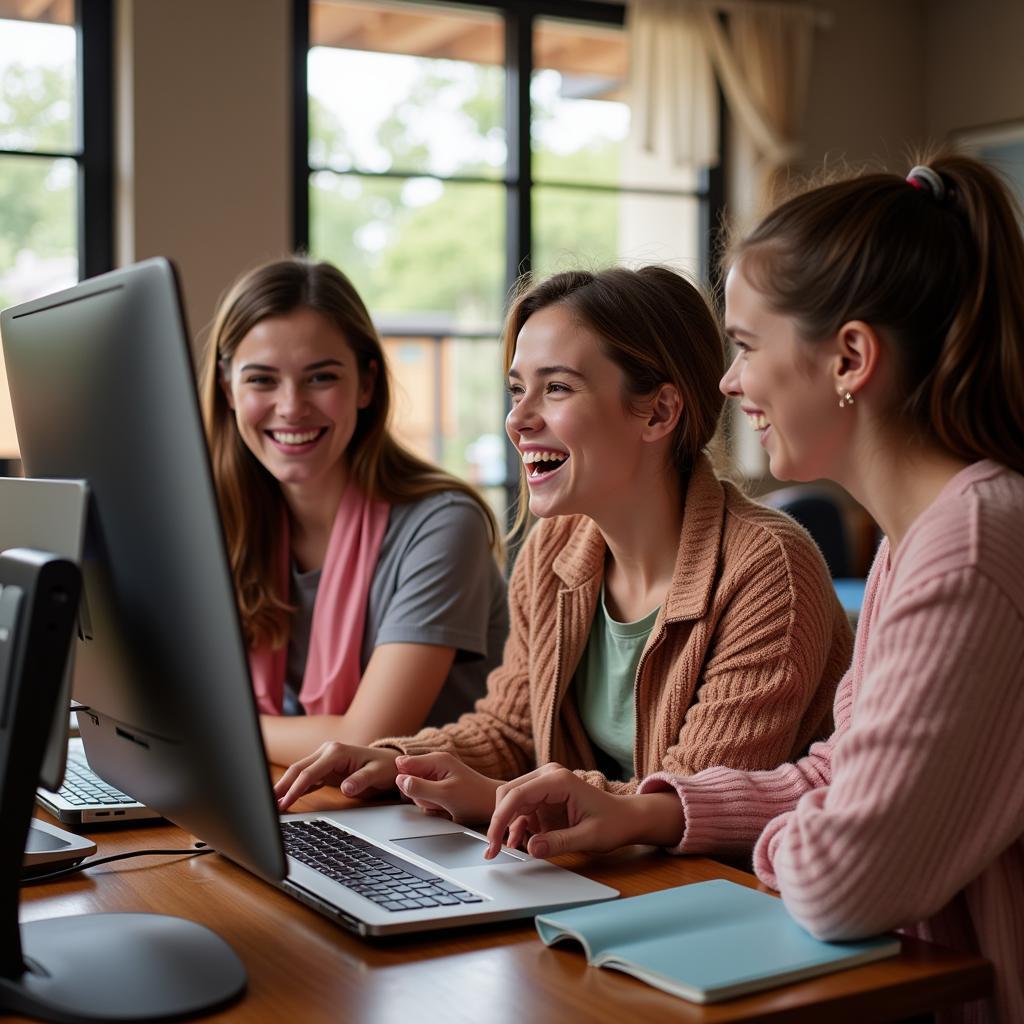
[535,879,901,1004]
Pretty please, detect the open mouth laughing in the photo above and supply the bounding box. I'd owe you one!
[521,448,569,481]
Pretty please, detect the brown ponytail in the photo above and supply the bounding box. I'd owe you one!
[729,150,1024,473]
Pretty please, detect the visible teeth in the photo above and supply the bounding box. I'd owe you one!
[746,413,768,431]
[521,449,568,478]
[272,429,321,445]
[521,450,568,464]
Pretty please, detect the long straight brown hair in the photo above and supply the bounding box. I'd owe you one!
[728,151,1024,473]
[501,266,726,534]
[199,257,500,651]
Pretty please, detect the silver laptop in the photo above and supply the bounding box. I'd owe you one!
[23,817,96,876]
[36,735,162,826]
[279,804,618,936]
[0,476,87,790]
[0,477,160,829]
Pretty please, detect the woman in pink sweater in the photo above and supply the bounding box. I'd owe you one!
[486,154,1024,1024]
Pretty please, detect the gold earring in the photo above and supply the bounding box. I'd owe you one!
[838,389,854,409]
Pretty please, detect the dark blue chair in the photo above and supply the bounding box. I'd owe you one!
[763,486,851,579]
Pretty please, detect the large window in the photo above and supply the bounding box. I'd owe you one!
[301,0,719,521]
[0,0,112,467]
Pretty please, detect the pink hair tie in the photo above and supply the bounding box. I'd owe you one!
[906,164,946,201]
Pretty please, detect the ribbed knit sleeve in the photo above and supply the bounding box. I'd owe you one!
[638,672,851,853]
[755,563,1024,1023]
[644,463,1024,1024]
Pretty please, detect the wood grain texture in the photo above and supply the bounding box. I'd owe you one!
[16,792,992,1024]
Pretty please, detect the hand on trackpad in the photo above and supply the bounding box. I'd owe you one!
[391,831,521,868]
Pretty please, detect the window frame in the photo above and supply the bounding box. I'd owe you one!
[0,0,113,475]
[0,0,114,282]
[292,0,725,524]
[78,0,115,279]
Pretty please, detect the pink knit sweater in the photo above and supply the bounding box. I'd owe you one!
[641,460,1024,1024]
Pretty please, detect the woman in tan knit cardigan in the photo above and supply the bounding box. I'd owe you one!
[276,266,851,820]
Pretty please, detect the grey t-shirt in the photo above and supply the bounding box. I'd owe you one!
[285,490,508,727]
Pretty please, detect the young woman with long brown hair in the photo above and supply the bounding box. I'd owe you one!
[199,257,507,766]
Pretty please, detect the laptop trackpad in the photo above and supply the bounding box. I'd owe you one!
[391,831,520,868]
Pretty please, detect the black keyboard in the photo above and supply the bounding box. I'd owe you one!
[281,820,484,913]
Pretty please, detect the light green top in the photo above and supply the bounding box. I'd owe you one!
[574,587,660,782]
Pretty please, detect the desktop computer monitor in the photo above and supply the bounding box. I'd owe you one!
[0,258,286,1020]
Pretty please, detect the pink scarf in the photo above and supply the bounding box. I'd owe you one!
[248,482,390,716]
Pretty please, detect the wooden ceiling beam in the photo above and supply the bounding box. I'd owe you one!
[429,23,503,65]
[311,2,625,80]
[0,0,72,25]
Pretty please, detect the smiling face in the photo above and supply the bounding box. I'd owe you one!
[722,261,846,483]
[222,306,374,498]
[505,303,654,521]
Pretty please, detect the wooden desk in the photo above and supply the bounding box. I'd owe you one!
[19,795,992,1024]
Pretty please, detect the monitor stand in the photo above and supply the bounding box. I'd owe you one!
[0,550,247,1022]
[23,819,96,876]
[3,915,247,1022]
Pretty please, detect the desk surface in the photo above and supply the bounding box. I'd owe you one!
[20,789,992,1024]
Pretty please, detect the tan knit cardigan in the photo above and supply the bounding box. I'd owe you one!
[375,454,852,793]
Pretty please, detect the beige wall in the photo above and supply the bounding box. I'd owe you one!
[798,0,927,173]
[795,0,1024,171]
[926,0,1024,138]
[116,0,292,349]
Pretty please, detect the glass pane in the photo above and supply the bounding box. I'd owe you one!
[0,154,77,304]
[310,171,505,327]
[0,152,77,460]
[0,15,76,153]
[532,17,628,187]
[309,0,505,178]
[533,186,701,279]
[383,335,508,495]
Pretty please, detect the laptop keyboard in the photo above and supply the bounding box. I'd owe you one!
[282,819,484,913]
[58,753,139,807]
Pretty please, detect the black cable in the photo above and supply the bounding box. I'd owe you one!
[22,844,214,886]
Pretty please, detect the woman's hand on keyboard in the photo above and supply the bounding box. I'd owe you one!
[393,752,501,826]
[274,743,400,810]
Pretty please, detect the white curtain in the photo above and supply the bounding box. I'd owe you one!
[703,2,818,215]
[626,0,820,215]
[626,0,820,478]
[626,0,719,174]
[619,1,715,273]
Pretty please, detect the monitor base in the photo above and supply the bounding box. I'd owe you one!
[22,819,96,876]
[0,912,246,1022]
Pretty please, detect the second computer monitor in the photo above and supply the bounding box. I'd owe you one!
[0,258,284,883]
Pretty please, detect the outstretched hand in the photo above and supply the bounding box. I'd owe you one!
[394,751,502,824]
[274,743,400,810]
[484,763,687,860]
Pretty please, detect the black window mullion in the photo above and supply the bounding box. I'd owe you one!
[503,7,533,528]
[292,0,311,252]
[504,8,532,293]
[700,81,727,305]
[78,0,114,279]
